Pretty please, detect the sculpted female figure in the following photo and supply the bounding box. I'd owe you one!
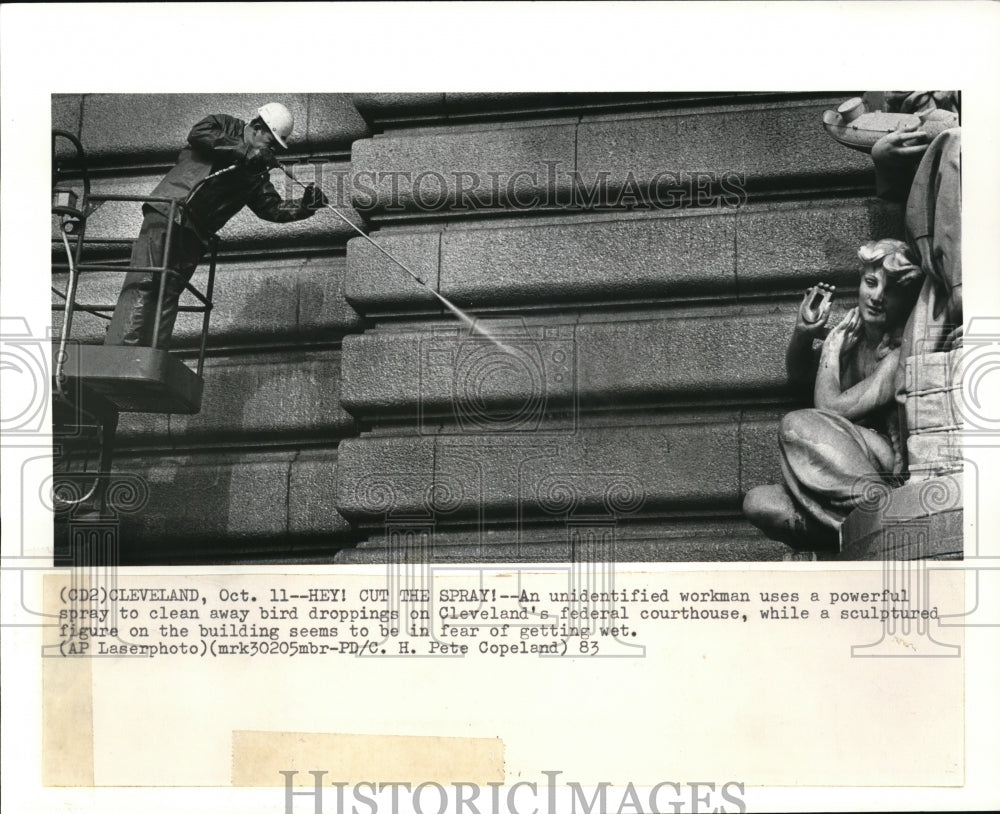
[744,239,923,547]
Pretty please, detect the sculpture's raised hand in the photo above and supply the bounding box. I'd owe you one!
[872,121,930,165]
[795,283,835,338]
[824,307,862,358]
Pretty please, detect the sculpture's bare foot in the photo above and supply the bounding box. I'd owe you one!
[743,484,839,548]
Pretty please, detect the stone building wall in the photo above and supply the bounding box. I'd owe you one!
[51,92,901,563]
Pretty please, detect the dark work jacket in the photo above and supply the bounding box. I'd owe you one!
[147,114,310,241]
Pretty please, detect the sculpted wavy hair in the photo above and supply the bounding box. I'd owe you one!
[858,238,925,284]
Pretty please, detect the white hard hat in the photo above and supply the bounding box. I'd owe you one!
[257,102,293,149]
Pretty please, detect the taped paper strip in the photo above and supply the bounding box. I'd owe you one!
[42,575,95,786]
[232,730,505,787]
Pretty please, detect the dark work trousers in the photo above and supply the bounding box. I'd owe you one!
[104,209,206,349]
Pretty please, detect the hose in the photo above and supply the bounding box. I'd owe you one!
[55,228,79,399]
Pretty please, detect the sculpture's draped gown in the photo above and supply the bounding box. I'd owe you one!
[778,406,896,530]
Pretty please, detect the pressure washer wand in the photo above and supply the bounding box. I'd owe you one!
[277,165,428,287]
[276,165,510,350]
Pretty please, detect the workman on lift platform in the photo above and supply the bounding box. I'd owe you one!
[104,102,328,348]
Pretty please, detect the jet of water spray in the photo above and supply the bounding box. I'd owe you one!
[430,292,518,354]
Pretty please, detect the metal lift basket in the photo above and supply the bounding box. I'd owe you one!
[58,344,204,414]
[51,129,217,512]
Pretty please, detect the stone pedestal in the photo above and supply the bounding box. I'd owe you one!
[838,475,963,560]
